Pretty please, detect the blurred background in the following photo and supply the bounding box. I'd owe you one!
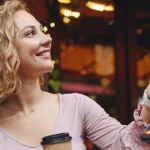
[24,0,150,149]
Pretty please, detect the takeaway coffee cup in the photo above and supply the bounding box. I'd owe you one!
[41,133,72,150]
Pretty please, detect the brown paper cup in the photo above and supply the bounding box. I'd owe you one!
[41,133,72,150]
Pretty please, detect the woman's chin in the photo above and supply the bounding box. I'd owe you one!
[42,64,54,73]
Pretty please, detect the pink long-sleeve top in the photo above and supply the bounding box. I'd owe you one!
[0,93,150,150]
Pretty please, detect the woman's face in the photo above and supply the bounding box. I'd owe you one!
[13,10,54,78]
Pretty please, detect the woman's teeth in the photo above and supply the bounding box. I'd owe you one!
[38,52,50,56]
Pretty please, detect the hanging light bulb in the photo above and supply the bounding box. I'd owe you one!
[58,0,71,4]
[60,8,80,18]
[86,1,114,12]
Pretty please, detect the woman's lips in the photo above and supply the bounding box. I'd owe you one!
[36,50,51,59]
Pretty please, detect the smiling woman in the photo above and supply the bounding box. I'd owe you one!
[0,0,150,150]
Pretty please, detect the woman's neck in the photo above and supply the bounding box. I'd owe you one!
[2,78,45,114]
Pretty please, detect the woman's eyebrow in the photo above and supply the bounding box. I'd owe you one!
[19,25,35,33]
[20,24,43,32]
[16,24,43,37]
[15,25,35,37]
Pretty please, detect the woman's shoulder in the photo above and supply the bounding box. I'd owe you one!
[58,92,97,108]
[58,93,103,118]
[45,91,99,111]
[59,92,89,102]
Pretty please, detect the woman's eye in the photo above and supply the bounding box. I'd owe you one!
[26,31,34,37]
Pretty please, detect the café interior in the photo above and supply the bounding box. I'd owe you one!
[23,0,150,149]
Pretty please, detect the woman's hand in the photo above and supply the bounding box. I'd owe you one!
[140,83,150,124]
[146,82,150,100]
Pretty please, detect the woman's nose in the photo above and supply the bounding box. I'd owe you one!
[41,33,52,46]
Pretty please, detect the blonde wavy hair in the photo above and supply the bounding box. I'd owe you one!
[0,0,44,100]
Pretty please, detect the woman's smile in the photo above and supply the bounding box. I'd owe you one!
[35,49,51,59]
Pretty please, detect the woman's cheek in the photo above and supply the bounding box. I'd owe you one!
[28,39,41,53]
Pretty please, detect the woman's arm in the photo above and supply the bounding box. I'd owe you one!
[78,93,150,150]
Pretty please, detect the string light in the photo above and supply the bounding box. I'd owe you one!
[80,69,87,75]
[63,17,70,23]
[137,28,143,35]
[50,22,55,28]
[43,26,48,32]
[47,33,51,37]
